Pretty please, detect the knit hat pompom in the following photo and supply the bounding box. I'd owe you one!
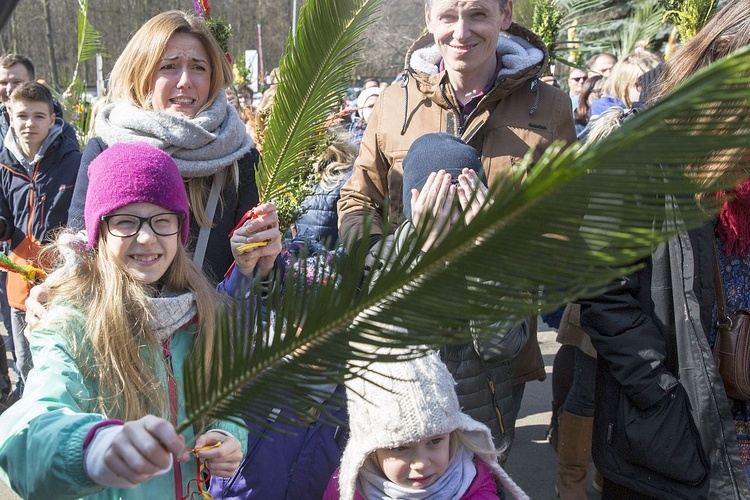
[84,142,190,248]
[338,351,506,500]
[401,133,483,221]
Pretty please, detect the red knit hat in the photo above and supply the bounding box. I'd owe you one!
[85,142,190,248]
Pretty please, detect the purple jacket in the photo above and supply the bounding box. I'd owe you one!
[209,384,348,499]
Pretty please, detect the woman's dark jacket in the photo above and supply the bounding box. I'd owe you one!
[68,137,260,283]
[579,222,749,499]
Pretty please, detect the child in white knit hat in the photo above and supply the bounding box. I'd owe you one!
[323,351,528,500]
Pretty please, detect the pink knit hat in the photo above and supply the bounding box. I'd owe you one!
[85,142,190,248]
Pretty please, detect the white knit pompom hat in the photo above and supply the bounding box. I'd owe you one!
[338,351,528,500]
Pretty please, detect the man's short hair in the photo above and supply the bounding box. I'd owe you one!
[0,54,35,80]
[9,81,54,114]
[587,53,616,70]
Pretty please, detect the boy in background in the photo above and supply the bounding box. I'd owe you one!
[0,81,80,401]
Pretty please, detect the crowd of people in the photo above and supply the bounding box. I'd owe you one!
[0,0,748,498]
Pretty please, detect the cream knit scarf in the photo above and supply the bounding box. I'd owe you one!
[95,92,254,178]
[145,290,197,342]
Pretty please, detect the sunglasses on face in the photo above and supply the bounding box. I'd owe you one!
[570,76,588,83]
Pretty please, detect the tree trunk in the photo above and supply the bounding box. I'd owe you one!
[41,0,61,88]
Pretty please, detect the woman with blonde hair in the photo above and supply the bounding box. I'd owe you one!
[589,48,662,118]
[68,10,271,283]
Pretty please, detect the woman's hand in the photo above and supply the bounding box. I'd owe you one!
[410,170,459,252]
[102,416,185,486]
[25,283,49,331]
[193,431,242,478]
[230,202,283,279]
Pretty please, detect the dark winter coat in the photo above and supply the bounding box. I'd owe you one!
[0,125,80,309]
[67,137,260,283]
[440,320,529,455]
[579,222,749,499]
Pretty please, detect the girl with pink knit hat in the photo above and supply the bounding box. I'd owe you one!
[0,142,282,499]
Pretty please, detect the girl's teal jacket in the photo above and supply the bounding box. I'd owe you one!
[0,303,246,500]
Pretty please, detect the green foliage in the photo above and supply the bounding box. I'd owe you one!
[233,52,249,85]
[659,0,716,42]
[517,0,612,69]
[180,46,750,434]
[531,0,564,61]
[206,16,232,56]
[254,0,381,217]
[612,0,665,59]
[63,0,105,149]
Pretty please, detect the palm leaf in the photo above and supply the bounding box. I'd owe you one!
[589,0,666,59]
[255,0,381,204]
[73,0,104,79]
[179,46,750,434]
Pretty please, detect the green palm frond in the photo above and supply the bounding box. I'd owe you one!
[180,46,750,434]
[602,0,664,59]
[74,0,104,78]
[255,0,381,204]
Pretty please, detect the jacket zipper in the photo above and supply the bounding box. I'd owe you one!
[161,339,184,500]
[439,83,464,136]
[486,378,505,434]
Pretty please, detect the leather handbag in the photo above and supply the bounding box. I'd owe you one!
[713,251,750,400]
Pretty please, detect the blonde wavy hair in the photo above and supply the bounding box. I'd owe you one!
[39,230,220,423]
[107,10,237,228]
[601,48,662,109]
[316,128,357,191]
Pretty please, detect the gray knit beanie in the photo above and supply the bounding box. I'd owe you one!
[338,351,526,500]
[401,133,483,221]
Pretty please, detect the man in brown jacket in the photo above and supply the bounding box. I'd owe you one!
[337,0,577,460]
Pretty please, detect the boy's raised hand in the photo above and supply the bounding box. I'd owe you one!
[456,168,489,224]
[410,170,459,252]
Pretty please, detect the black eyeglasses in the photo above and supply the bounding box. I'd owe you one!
[570,76,588,83]
[102,213,184,238]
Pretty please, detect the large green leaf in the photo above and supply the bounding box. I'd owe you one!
[179,45,750,434]
[75,0,104,75]
[255,0,381,204]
